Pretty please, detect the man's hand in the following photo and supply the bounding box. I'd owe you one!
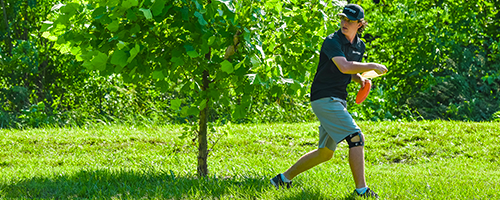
[352,73,371,88]
[361,78,371,88]
[373,63,388,75]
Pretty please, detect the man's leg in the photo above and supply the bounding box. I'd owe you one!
[345,133,378,198]
[282,147,334,180]
[349,145,366,189]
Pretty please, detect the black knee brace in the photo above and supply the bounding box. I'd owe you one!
[344,132,364,148]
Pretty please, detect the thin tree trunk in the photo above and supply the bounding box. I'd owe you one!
[0,0,12,56]
[197,69,210,176]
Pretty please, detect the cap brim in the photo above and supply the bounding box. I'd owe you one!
[337,13,359,21]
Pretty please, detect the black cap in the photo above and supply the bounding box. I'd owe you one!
[337,4,364,21]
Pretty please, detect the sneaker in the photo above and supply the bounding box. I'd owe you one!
[270,174,292,189]
[354,187,379,198]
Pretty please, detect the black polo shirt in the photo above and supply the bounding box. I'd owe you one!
[310,29,366,101]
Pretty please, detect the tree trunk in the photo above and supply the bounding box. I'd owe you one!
[197,69,210,176]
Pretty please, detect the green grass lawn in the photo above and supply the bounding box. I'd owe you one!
[0,121,499,199]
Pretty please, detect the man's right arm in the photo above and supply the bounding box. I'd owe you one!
[332,56,388,75]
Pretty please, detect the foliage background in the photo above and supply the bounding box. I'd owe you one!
[0,0,499,129]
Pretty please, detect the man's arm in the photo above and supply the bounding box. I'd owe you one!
[352,73,363,84]
[351,73,369,88]
[332,56,387,75]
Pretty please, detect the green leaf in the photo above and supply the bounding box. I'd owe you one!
[110,49,128,68]
[139,8,153,19]
[127,44,140,63]
[275,3,282,13]
[188,107,199,116]
[201,43,209,55]
[156,80,169,93]
[180,7,189,20]
[157,58,167,67]
[70,46,80,55]
[243,27,250,42]
[92,7,107,19]
[126,9,137,21]
[152,70,164,79]
[234,57,246,70]
[42,32,58,41]
[187,51,200,58]
[244,84,254,94]
[91,51,108,71]
[193,0,203,11]
[208,89,220,100]
[250,55,261,66]
[122,0,138,9]
[171,99,182,110]
[180,106,189,117]
[51,3,64,11]
[42,31,51,39]
[58,43,71,54]
[217,0,235,13]
[107,20,119,32]
[117,41,127,50]
[82,61,92,70]
[194,11,208,26]
[130,24,140,34]
[99,15,112,25]
[41,32,50,38]
[40,21,53,32]
[271,85,281,97]
[221,97,230,106]
[221,60,233,74]
[60,3,77,15]
[199,99,207,110]
[108,0,120,7]
[108,36,119,42]
[171,57,184,67]
[184,45,195,51]
[232,105,244,119]
[115,65,125,73]
[151,0,166,16]
[208,36,216,45]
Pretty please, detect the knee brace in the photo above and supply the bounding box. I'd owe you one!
[344,132,364,148]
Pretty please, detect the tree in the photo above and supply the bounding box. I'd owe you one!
[45,0,341,176]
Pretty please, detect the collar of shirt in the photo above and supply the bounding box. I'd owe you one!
[337,29,362,49]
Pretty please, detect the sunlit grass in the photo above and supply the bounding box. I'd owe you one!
[0,121,499,199]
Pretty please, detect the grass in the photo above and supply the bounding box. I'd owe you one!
[0,121,499,199]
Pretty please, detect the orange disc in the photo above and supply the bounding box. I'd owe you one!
[356,80,372,104]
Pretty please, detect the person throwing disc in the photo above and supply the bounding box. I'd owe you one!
[270,4,387,198]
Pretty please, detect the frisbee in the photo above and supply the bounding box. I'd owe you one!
[355,80,371,104]
[361,70,382,79]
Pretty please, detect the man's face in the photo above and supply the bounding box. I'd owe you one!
[340,15,361,36]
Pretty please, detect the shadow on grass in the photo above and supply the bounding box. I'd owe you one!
[275,189,358,200]
[0,169,270,199]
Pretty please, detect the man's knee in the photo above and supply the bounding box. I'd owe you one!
[344,132,365,148]
[318,148,334,161]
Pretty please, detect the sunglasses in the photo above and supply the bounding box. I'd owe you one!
[339,15,358,23]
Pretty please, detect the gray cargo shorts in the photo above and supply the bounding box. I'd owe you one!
[311,97,362,151]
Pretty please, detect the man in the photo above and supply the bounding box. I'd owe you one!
[270,4,388,198]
